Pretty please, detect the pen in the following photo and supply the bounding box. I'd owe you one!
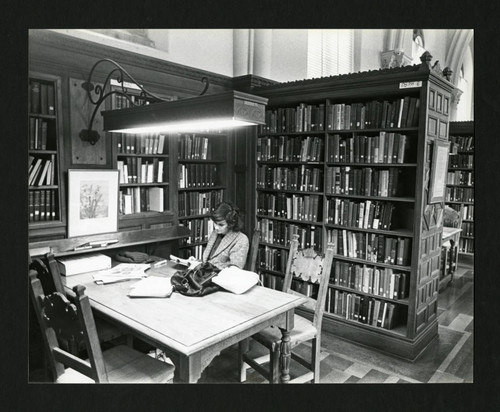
[73,245,93,251]
[150,259,168,268]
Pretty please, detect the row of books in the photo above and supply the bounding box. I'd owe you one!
[113,93,150,109]
[117,158,165,184]
[446,170,474,186]
[29,156,56,186]
[327,133,410,164]
[331,261,408,300]
[178,134,214,160]
[257,246,289,273]
[461,222,474,238]
[256,165,323,191]
[449,154,473,169]
[259,103,326,133]
[180,217,214,244]
[259,97,420,134]
[30,81,55,115]
[257,135,324,162]
[178,164,219,189]
[257,218,322,249]
[449,135,474,151]
[326,97,420,131]
[445,187,473,203]
[259,272,285,291]
[29,118,50,150]
[119,187,166,214]
[326,229,412,266]
[450,203,474,221]
[458,238,474,254]
[325,166,402,197]
[28,189,57,221]
[116,133,166,155]
[257,193,321,222]
[178,244,204,261]
[178,189,224,217]
[326,290,399,330]
[325,198,395,231]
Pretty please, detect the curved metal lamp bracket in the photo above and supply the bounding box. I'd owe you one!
[79,59,210,145]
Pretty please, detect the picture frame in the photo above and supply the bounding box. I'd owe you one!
[428,139,450,204]
[68,169,119,237]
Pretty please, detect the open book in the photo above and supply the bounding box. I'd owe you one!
[128,276,173,298]
[93,263,150,285]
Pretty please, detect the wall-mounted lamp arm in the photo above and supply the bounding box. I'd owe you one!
[79,58,172,145]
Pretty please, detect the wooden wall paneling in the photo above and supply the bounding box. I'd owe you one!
[69,78,108,166]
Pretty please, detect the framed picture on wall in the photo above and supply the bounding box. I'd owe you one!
[428,139,450,204]
[68,169,119,237]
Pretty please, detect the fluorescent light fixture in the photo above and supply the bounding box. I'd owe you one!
[102,90,268,134]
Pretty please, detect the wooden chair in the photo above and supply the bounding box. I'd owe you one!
[239,234,335,383]
[245,229,261,272]
[29,269,175,383]
[30,253,129,346]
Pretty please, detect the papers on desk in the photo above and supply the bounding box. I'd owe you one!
[93,263,150,285]
[128,276,173,298]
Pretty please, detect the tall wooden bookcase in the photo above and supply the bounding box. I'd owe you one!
[28,72,66,240]
[175,132,232,260]
[249,54,455,359]
[447,121,474,261]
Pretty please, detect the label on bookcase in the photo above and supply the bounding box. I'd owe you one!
[399,81,422,89]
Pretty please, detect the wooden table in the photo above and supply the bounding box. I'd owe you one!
[63,262,306,383]
[440,227,462,290]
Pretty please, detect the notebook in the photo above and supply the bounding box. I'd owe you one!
[128,276,173,298]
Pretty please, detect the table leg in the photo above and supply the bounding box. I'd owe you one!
[176,352,202,383]
[279,328,291,384]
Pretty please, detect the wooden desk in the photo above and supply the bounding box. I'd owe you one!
[63,263,306,383]
[440,227,462,290]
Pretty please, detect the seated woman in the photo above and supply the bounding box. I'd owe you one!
[188,202,249,270]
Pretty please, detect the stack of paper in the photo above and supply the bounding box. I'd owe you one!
[128,276,173,298]
[93,263,150,285]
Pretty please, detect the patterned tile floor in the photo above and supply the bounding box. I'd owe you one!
[198,265,474,384]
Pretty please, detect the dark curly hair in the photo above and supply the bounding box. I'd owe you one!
[211,202,244,232]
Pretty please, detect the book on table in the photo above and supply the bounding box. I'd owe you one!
[57,253,112,276]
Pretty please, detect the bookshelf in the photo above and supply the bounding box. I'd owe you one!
[250,54,454,359]
[28,72,66,240]
[176,132,229,260]
[447,121,474,261]
[110,87,176,232]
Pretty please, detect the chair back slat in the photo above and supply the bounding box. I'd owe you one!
[246,229,261,272]
[45,253,66,294]
[282,236,335,329]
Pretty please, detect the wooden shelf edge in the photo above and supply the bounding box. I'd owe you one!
[29,225,190,258]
